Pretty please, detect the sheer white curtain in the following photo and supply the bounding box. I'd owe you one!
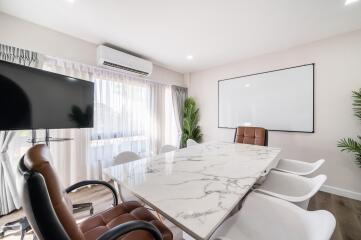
[0,43,41,215]
[0,132,20,215]
[43,58,94,187]
[42,57,174,183]
[171,86,188,147]
[90,69,169,179]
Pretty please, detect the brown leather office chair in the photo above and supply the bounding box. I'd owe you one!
[234,127,268,146]
[18,144,173,240]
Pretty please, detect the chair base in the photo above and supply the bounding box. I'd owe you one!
[0,202,94,240]
[0,217,34,240]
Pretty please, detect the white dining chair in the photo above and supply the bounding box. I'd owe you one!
[160,144,177,153]
[211,192,335,240]
[274,158,325,176]
[186,139,198,147]
[113,151,140,165]
[112,151,141,203]
[255,170,327,209]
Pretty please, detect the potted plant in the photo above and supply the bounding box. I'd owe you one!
[180,97,203,148]
[338,88,361,167]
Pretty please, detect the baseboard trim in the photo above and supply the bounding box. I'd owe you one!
[321,185,361,201]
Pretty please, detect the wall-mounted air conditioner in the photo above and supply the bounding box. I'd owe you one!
[96,45,153,77]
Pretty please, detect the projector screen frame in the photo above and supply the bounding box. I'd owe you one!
[217,63,315,133]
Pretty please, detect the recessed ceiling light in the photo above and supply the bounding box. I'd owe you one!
[186,55,193,60]
[345,0,359,5]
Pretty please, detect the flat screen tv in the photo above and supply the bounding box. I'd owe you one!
[0,60,94,130]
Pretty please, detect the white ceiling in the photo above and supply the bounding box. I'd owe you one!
[1,0,361,73]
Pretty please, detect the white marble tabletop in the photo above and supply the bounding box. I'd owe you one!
[103,142,281,240]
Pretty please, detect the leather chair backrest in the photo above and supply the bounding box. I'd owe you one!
[19,144,85,240]
[234,127,268,146]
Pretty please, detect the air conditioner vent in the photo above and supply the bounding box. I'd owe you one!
[103,61,149,76]
[96,45,153,77]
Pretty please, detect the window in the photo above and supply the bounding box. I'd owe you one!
[90,72,177,164]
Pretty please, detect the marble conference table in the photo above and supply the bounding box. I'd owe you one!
[103,142,281,240]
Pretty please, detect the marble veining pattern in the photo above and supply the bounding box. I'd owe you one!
[103,142,281,239]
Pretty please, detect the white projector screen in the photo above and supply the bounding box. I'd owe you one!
[218,64,314,132]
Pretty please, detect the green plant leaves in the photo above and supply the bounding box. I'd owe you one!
[338,88,361,167]
[353,89,361,120]
[338,138,361,152]
[180,97,203,148]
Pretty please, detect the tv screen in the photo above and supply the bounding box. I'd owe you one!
[0,60,94,130]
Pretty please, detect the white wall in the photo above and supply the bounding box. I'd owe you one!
[0,13,185,86]
[189,30,361,199]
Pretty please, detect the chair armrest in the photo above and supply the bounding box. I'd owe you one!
[96,220,162,240]
[65,180,118,206]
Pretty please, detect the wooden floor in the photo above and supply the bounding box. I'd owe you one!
[308,191,361,240]
[1,186,361,240]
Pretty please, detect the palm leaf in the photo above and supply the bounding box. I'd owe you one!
[180,97,203,148]
[338,88,361,167]
[338,138,361,153]
[352,89,361,120]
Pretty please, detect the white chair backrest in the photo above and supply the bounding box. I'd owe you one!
[186,139,198,147]
[276,158,325,176]
[256,170,327,203]
[113,151,140,166]
[211,192,335,240]
[160,145,177,154]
